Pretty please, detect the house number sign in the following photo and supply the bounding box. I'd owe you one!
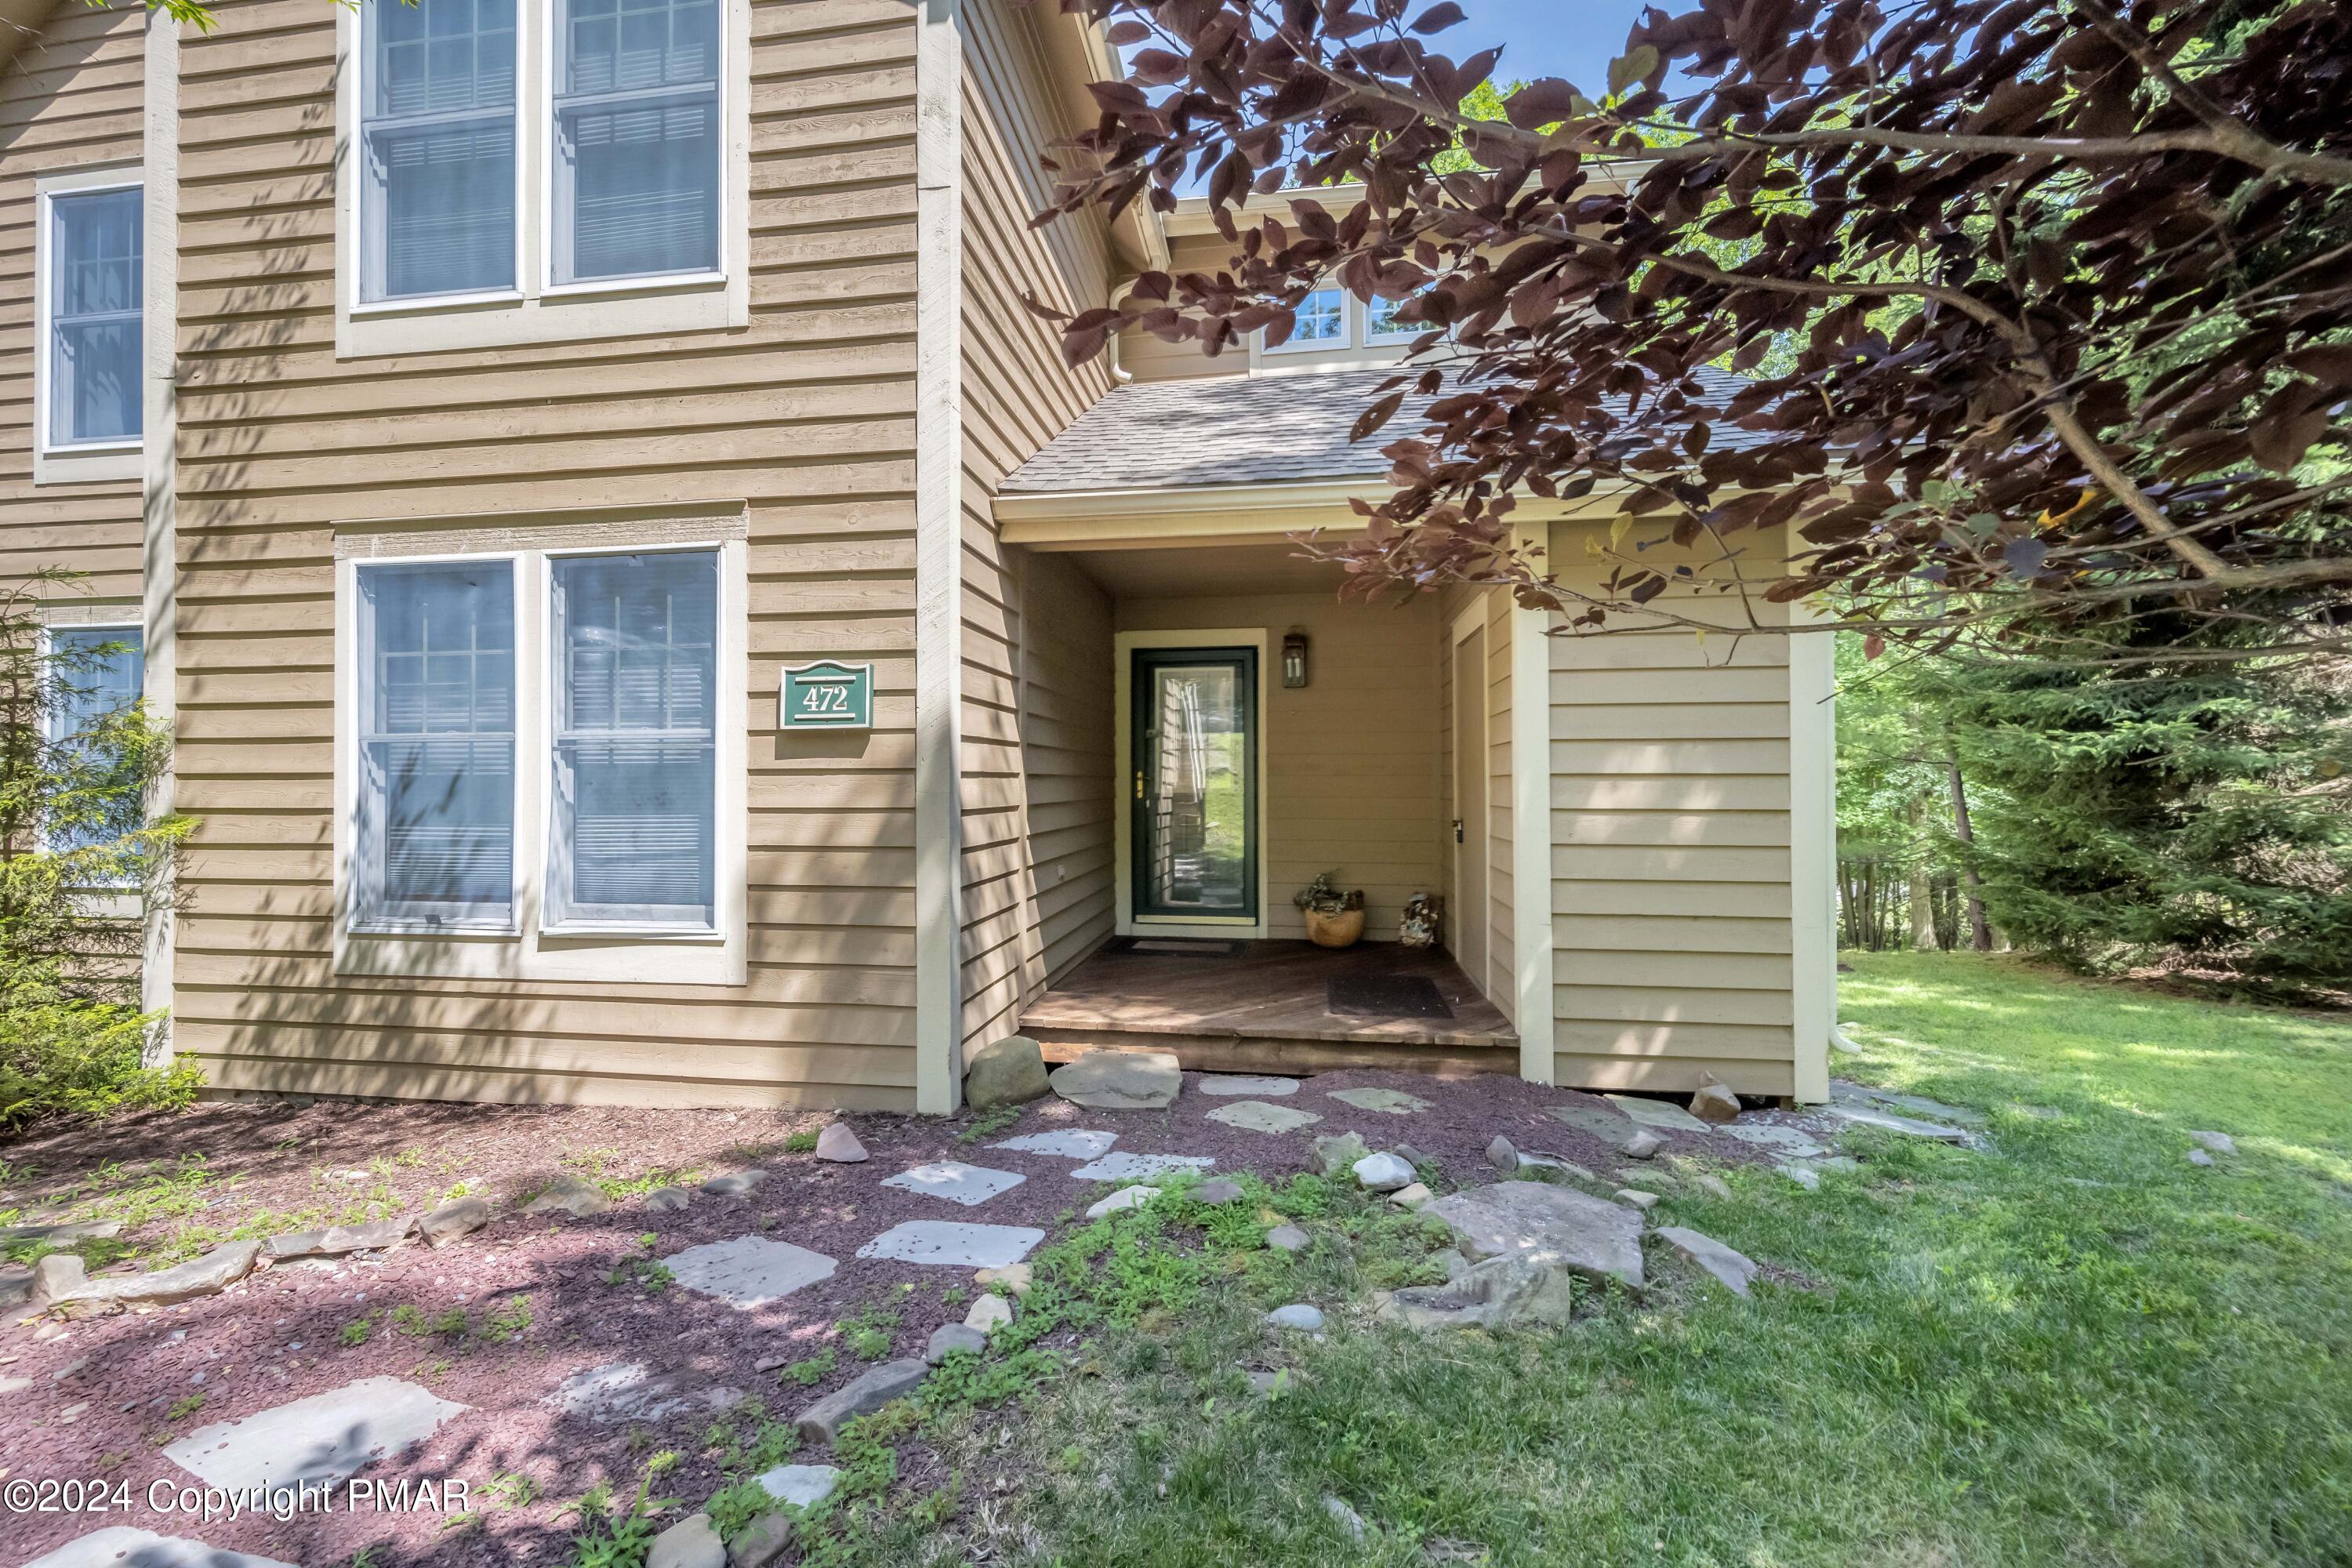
[781,660,874,729]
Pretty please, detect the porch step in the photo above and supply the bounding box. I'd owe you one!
[1022,1025,1520,1080]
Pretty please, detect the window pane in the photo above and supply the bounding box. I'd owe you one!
[357,561,515,925]
[1290,289,1345,344]
[551,551,717,926]
[554,0,720,284]
[362,0,517,301]
[48,626,144,854]
[1367,294,1414,339]
[48,187,142,447]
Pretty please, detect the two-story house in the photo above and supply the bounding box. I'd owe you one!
[0,0,1833,1114]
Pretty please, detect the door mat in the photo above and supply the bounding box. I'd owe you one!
[1327,975,1455,1019]
[1122,938,1246,959]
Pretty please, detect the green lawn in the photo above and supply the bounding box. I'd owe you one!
[794,954,2352,1567]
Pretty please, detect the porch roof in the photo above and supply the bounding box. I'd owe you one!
[1000,365,1761,497]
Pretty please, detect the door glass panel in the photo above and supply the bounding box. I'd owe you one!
[1134,651,1254,920]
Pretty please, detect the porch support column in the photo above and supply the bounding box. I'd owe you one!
[1510,525,1555,1085]
[140,9,180,1064]
[912,0,964,1115]
[1788,590,1836,1105]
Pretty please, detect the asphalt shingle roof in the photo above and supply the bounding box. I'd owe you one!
[1000,365,1762,495]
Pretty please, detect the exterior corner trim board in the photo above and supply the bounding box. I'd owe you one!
[140,8,180,1063]
[1509,528,1555,1085]
[1786,598,1837,1104]
[912,0,967,1116]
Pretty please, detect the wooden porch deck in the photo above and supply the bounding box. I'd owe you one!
[1019,938,1519,1078]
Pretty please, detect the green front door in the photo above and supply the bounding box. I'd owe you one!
[1130,646,1258,924]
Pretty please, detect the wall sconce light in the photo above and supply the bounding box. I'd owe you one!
[1282,630,1309,688]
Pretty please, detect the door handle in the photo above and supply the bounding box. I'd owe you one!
[1134,771,1145,800]
[1452,818,1465,844]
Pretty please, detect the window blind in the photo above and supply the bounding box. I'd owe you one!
[48,187,141,447]
[361,0,517,301]
[553,0,720,284]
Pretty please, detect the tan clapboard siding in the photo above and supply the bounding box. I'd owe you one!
[0,0,145,604]
[1113,234,1244,382]
[169,0,924,1109]
[1548,520,1798,1097]
[954,0,1116,1052]
[1117,590,1443,942]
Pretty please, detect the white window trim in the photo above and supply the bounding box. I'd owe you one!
[32,164,144,487]
[1249,287,1425,374]
[38,612,147,914]
[332,511,750,985]
[332,0,752,361]
[1263,286,1349,358]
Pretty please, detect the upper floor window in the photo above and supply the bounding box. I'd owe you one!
[342,0,744,353]
[1366,293,1417,344]
[42,184,143,449]
[1280,288,1345,349]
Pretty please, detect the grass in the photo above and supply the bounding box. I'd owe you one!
[779,953,2352,1567]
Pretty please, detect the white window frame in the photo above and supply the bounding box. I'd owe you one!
[1364,290,1421,346]
[333,510,749,985]
[32,165,144,487]
[1250,286,1430,373]
[38,611,148,911]
[332,0,750,361]
[1264,286,1349,357]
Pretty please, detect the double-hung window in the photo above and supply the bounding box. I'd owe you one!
[347,544,728,955]
[45,625,146,855]
[343,0,741,354]
[38,181,143,459]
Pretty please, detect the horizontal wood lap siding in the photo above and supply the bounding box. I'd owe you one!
[170,0,924,1109]
[1548,557,1797,1095]
[0,0,145,600]
[956,0,1114,1052]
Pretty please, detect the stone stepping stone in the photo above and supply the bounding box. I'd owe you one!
[1420,1180,1645,1288]
[1544,1102,1639,1143]
[857,1221,1044,1269]
[755,1461,842,1508]
[989,1129,1118,1160]
[1716,1122,1830,1157]
[1831,1078,1987,1127]
[880,1160,1026,1207]
[1086,1185,1160,1219]
[1655,1225,1759,1296]
[1207,1101,1323,1134]
[665,1236,838,1309]
[1069,1151,1214,1182]
[1821,1102,1980,1145]
[547,1363,745,1425]
[1196,1074,1300,1098]
[1603,1094,1714,1133]
[1048,1049,1181,1109]
[162,1377,468,1490]
[24,1527,298,1568]
[1327,1087,1431,1116]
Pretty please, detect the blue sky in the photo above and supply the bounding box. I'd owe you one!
[1448,0,1654,93]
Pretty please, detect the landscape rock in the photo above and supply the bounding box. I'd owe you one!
[1655,1226,1759,1297]
[167,1377,469,1490]
[419,1197,491,1246]
[523,1174,612,1218]
[1613,1189,1660,1211]
[973,1262,1031,1296]
[0,1219,121,1245]
[1312,1132,1370,1178]
[924,1323,987,1363]
[1394,1143,1432,1169]
[1267,1303,1325,1331]
[1387,1182,1432,1209]
[2189,1130,2237,1156]
[1690,1077,1742,1124]
[1086,1185,1161,1219]
[1327,1087,1430,1116]
[644,1187,695,1213]
[0,1265,30,1309]
[814,1124,868,1163]
[1486,1136,1519,1174]
[1421,1181,1646,1289]
[548,1363,746,1425]
[1265,1224,1309,1253]
[2187,1148,2215,1167]
[1690,1172,1733,1199]
[1622,1130,1664,1160]
[1831,1079,1987,1127]
[1544,1101,1640,1145]
[648,1512,725,1568]
[263,1217,416,1261]
[1777,1163,1820,1191]
[1206,1101,1323,1134]
[56,1241,261,1316]
[1604,1094,1713,1133]
[1516,1152,1596,1181]
[701,1171,766,1196]
[964,1293,1014,1334]
[668,1237,839,1310]
[1323,1496,1368,1542]
[1048,1050,1181,1110]
[1196,1074,1300,1098]
[1821,1103,1979,1145]
[1716,1123,1830,1156]
[1617,1167,1675,1189]
[964,1035,1051,1111]
[795,1359,927,1444]
[728,1513,794,1568]
[29,1252,87,1310]
[1189,1178,1247,1206]
[1352,1152,1416,1192]
[1377,1253,1582,1331]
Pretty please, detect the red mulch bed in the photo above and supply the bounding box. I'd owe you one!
[0,1069,1793,1565]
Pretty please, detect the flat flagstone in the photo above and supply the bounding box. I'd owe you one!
[1831,1078,1987,1126]
[880,1160,1027,1207]
[163,1376,468,1490]
[1821,1102,1980,1145]
[857,1221,1045,1269]
[1544,1102,1639,1143]
[546,1362,746,1426]
[1716,1122,1831,1157]
[24,1528,299,1568]
[1327,1087,1432,1116]
[1207,1100,1323,1134]
[1655,1225,1760,1296]
[664,1236,838,1309]
[1603,1094,1714,1133]
[1069,1151,1214,1182]
[1196,1074,1301,1098]
[989,1129,1119,1160]
[755,1462,843,1509]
